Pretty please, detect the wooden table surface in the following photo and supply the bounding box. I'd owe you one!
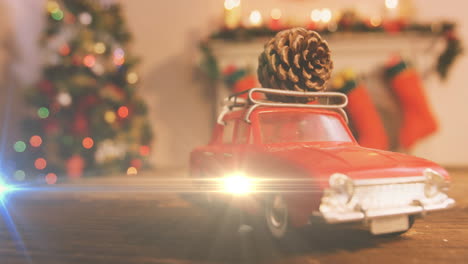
[1,169,467,264]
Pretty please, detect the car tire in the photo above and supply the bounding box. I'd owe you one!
[264,194,293,240]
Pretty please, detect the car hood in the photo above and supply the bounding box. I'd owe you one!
[260,142,444,180]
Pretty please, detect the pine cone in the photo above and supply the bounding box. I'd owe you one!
[257,28,333,102]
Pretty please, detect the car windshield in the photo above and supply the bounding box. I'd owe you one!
[258,111,352,144]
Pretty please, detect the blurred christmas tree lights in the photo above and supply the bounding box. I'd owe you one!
[11,0,153,181]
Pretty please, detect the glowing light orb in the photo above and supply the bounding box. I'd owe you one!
[14,170,26,181]
[321,8,332,23]
[38,107,50,119]
[82,137,94,149]
[51,10,64,20]
[14,141,26,152]
[35,158,47,170]
[45,173,57,185]
[385,0,399,9]
[223,173,253,195]
[94,42,106,54]
[30,135,43,147]
[310,9,321,22]
[79,12,93,25]
[139,145,150,156]
[104,111,116,123]
[57,92,72,106]
[83,55,96,67]
[126,72,139,84]
[224,0,240,10]
[249,10,263,26]
[118,106,129,118]
[127,167,138,175]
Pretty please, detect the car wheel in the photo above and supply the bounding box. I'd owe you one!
[264,194,291,239]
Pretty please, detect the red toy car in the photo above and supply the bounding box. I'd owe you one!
[190,88,455,239]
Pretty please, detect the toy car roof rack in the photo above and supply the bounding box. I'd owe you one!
[217,87,348,125]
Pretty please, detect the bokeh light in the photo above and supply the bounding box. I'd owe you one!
[82,137,94,149]
[224,0,240,10]
[83,55,96,67]
[385,0,399,9]
[45,173,57,185]
[30,135,43,147]
[127,166,138,175]
[139,145,150,156]
[94,42,106,54]
[104,111,116,123]
[126,72,139,84]
[249,10,263,26]
[35,158,47,170]
[14,170,26,181]
[14,141,27,152]
[310,9,321,22]
[51,10,64,21]
[38,107,50,119]
[118,106,129,118]
[59,44,70,56]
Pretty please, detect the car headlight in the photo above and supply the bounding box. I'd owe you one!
[328,173,354,204]
[424,168,446,198]
[223,173,253,195]
[0,179,12,199]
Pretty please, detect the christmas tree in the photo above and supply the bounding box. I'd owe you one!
[11,0,153,182]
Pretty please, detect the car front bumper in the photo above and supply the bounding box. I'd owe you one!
[312,197,455,224]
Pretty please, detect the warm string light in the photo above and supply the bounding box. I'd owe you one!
[14,141,26,153]
[224,0,240,10]
[82,137,94,149]
[94,42,106,54]
[127,166,138,175]
[83,55,96,67]
[139,145,150,156]
[30,135,43,148]
[38,107,50,119]
[249,10,263,27]
[126,72,139,84]
[310,8,332,23]
[45,173,57,185]
[35,158,47,170]
[104,111,116,123]
[385,0,399,9]
[118,106,129,118]
[14,170,26,181]
[113,48,125,66]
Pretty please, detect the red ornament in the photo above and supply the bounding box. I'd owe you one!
[66,155,85,178]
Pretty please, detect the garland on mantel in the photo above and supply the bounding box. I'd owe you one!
[201,20,462,81]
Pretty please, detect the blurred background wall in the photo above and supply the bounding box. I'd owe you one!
[2,0,467,168]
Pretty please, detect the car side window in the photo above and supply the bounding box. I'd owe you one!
[235,120,250,144]
[222,120,235,144]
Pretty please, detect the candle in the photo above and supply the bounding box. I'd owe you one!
[224,0,241,29]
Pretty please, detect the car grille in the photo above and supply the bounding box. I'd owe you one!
[353,182,426,210]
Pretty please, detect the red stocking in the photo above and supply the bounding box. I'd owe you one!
[334,72,389,150]
[386,59,438,149]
